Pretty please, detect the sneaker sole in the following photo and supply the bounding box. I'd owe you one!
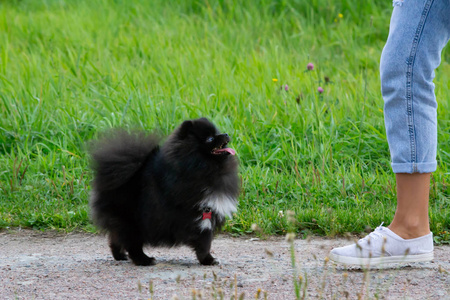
[329,252,434,267]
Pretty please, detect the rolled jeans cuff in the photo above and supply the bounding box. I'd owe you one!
[391,161,437,174]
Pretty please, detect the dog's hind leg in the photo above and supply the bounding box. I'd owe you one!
[124,231,156,266]
[126,242,156,266]
[192,231,219,265]
[109,229,155,266]
[109,231,127,261]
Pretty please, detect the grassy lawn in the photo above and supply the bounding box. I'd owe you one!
[0,0,449,242]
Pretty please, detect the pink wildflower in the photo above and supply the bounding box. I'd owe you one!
[307,63,314,71]
[317,87,324,93]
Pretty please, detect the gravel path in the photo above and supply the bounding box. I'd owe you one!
[0,230,449,299]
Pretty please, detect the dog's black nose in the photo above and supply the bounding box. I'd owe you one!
[220,133,230,141]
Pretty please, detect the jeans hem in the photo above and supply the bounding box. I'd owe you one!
[391,162,437,174]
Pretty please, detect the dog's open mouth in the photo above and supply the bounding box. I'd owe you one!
[211,143,236,156]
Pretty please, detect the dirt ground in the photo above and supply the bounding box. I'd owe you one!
[0,230,449,299]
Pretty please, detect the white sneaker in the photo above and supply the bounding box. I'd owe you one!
[329,224,434,266]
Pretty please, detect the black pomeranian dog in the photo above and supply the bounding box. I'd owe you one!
[89,118,239,266]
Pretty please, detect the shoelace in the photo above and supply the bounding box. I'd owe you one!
[359,222,385,243]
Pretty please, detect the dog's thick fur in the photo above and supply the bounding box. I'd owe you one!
[90,118,239,266]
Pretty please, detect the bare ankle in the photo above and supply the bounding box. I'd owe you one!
[388,222,430,239]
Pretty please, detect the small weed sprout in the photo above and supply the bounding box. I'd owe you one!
[285,210,306,299]
[149,280,154,299]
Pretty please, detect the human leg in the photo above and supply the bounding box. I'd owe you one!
[329,0,449,266]
[381,0,449,241]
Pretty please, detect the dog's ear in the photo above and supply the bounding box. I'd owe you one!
[178,120,193,139]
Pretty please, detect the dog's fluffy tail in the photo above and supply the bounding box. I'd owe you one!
[90,130,160,191]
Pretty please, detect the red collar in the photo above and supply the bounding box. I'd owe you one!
[202,207,212,220]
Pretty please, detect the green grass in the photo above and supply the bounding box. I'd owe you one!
[0,0,449,241]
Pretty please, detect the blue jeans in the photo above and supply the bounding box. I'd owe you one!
[380,0,450,173]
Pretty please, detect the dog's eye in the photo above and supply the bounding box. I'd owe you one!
[206,136,214,143]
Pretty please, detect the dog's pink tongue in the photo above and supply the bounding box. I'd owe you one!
[216,148,236,155]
